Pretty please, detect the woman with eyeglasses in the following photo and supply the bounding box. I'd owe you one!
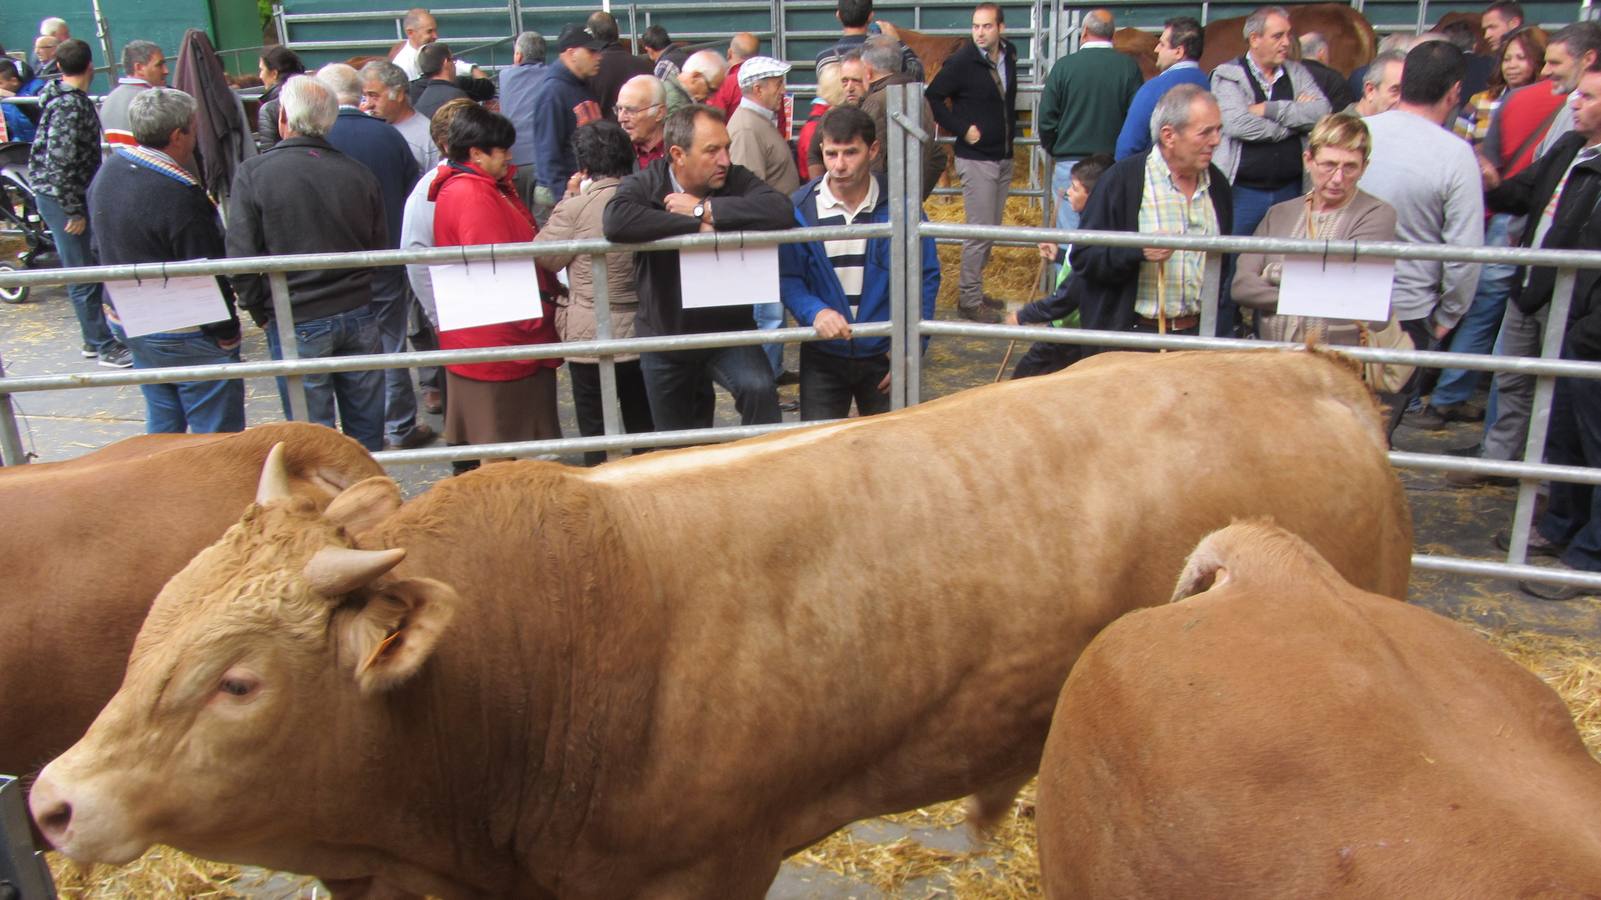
[1232,112,1397,345]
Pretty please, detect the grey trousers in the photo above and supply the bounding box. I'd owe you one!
[955,156,1013,308]
[1482,299,1549,461]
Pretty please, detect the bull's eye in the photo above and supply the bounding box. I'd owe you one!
[219,677,257,697]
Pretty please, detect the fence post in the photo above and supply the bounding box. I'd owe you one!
[591,252,623,462]
[1200,254,1222,339]
[268,271,311,424]
[888,83,911,411]
[1505,266,1576,564]
[0,352,27,466]
[902,82,926,409]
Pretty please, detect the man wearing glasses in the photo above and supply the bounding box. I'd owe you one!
[616,75,668,169]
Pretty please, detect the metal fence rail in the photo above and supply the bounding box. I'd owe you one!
[5,83,1601,594]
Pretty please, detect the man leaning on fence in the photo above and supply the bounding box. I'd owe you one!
[87,88,245,434]
[927,2,1017,325]
[603,104,793,432]
[780,107,939,421]
[225,76,388,452]
[1068,84,1231,348]
[1477,64,1601,600]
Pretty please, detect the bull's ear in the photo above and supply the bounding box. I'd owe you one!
[339,578,459,695]
[324,477,403,535]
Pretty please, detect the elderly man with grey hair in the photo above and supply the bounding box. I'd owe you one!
[391,7,477,80]
[102,39,171,147]
[87,87,246,433]
[1349,48,1405,116]
[360,59,435,170]
[856,38,948,199]
[617,73,669,168]
[226,76,389,451]
[665,50,726,114]
[1299,31,1356,111]
[319,62,434,450]
[500,30,550,209]
[1209,4,1328,336]
[1067,83,1232,350]
[1038,8,1142,238]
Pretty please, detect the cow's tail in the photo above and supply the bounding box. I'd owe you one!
[1170,519,1340,602]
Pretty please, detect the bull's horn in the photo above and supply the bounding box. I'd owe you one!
[256,442,293,505]
[303,546,407,598]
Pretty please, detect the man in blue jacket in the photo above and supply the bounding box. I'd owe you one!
[530,23,603,215]
[780,106,939,420]
[1115,16,1210,160]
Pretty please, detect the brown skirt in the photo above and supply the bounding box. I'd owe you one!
[443,368,561,449]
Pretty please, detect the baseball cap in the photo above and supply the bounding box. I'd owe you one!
[557,23,607,52]
[737,56,792,89]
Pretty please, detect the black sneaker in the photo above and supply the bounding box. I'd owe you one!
[958,305,1002,324]
[97,346,133,368]
[80,343,98,358]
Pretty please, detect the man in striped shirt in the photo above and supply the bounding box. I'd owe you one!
[779,106,939,420]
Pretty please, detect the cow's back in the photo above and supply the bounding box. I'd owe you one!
[0,423,380,777]
[566,350,1411,862]
[1201,3,1375,76]
[1039,523,1601,898]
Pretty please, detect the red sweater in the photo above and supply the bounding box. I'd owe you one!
[712,60,745,119]
[1499,80,1569,178]
[430,162,561,381]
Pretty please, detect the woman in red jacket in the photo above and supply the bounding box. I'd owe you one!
[430,104,562,469]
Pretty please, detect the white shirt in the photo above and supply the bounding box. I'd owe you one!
[392,41,475,81]
[402,165,443,327]
[391,110,439,171]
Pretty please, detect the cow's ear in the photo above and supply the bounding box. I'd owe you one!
[339,577,459,695]
[324,476,403,536]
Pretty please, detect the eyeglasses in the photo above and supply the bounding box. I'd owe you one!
[1310,158,1364,178]
[616,103,662,117]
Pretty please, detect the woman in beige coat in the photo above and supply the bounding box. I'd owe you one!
[535,121,655,465]
[1233,112,1398,346]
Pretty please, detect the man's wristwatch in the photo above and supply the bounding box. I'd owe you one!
[692,201,706,221]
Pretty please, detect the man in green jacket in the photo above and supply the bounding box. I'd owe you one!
[1037,9,1142,233]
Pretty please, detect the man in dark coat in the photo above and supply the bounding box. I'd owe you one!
[1068,84,1233,350]
[586,11,653,121]
[603,104,794,431]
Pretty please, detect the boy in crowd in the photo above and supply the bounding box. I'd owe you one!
[1002,154,1113,378]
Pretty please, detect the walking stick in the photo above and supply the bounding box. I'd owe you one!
[994,252,1051,382]
[1155,259,1169,353]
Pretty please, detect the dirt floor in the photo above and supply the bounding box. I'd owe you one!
[7,178,1601,896]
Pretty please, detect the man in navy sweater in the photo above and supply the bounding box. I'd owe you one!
[1115,17,1211,160]
[319,63,435,451]
[530,23,604,216]
[88,88,245,433]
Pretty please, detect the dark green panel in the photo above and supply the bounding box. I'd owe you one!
[1,0,216,92]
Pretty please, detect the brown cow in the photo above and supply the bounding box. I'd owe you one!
[1201,4,1376,76]
[1038,521,1601,898]
[0,423,381,781]
[31,350,1411,899]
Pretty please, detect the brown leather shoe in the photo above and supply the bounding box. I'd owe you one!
[390,423,439,450]
[980,294,1006,310]
[958,304,1002,324]
[421,388,443,415]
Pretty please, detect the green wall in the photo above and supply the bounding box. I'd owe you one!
[1,0,220,91]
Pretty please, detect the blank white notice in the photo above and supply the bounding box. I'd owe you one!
[429,259,543,331]
[1277,257,1395,321]
[105,275,231,338]
[679,244,780,309]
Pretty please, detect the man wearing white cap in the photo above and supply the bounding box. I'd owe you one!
[727,55,800,383]
[728,56,799,195]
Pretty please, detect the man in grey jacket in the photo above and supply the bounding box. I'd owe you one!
[1210,5,1328,336]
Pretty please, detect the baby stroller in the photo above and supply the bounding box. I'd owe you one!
[0,140,54,304]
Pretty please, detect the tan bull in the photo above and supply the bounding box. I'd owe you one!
[1038,521,1601,898]
[32,350,1411,898]
[0,423,381,780]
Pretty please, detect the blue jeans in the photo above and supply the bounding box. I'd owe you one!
[1537,373,1601,571]
[639,344,779,432]
[124,329,246,433]
[1051,158,1082,283]
[755,302,785,376]
[1432,213,1516,408]
[371,266,422,443]
[1228,182,1301,338]
[264,306,386,452]
[35,193,117,354]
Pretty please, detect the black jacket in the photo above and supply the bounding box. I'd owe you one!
[925,38,1018,162]
[88,151,240,342]
[1487,132,1601,359]
[225,136,386,326]
[1302,59,1354,117]
[602,157,794,337]
[590,43,654,121]
[1066,150,1233,349]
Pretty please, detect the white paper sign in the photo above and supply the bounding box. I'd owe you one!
[679,244,780,309]
[104,274,231,338]
[1276,257,1396,322]
[428,258,543,331]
